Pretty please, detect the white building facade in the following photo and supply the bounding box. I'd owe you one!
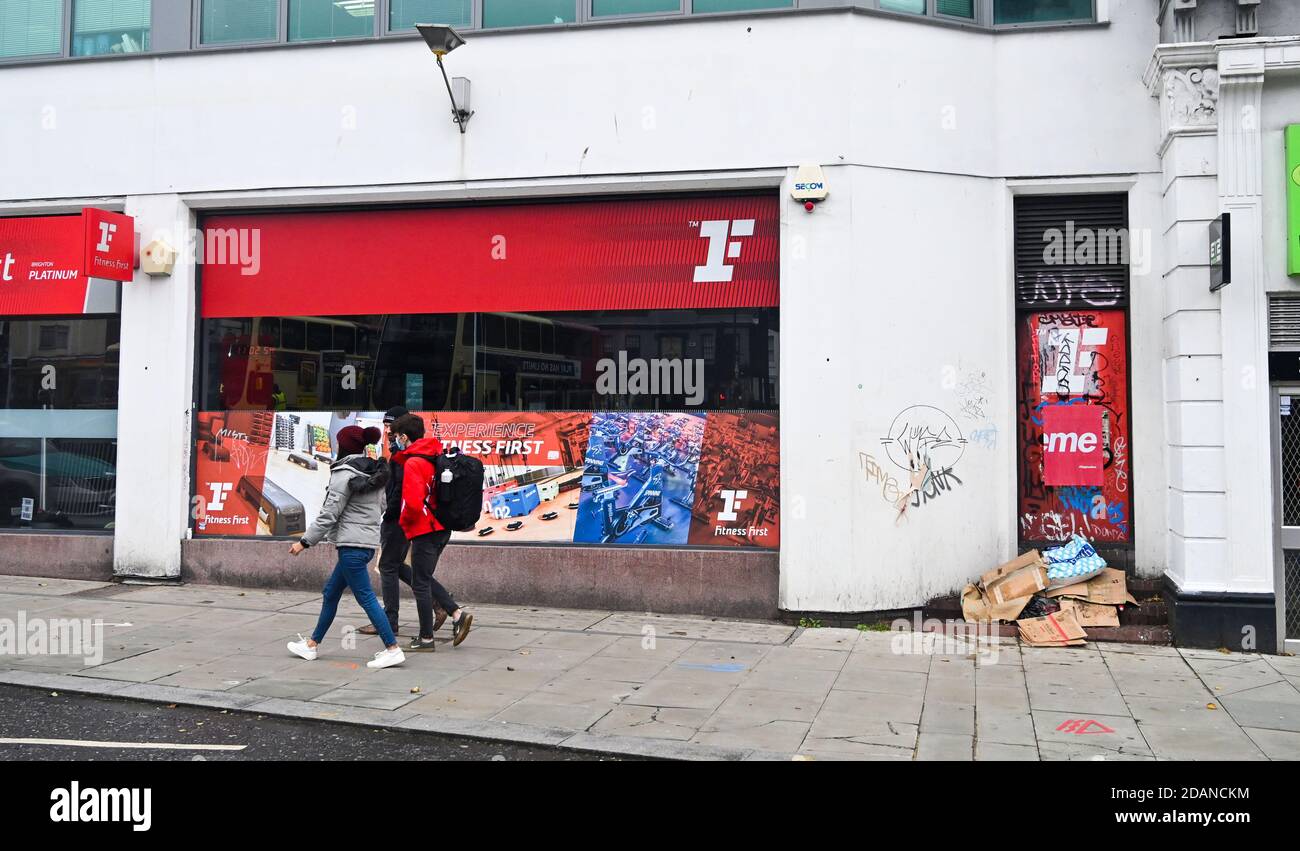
[0,0,1296,652]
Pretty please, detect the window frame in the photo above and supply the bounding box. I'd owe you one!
[990,0,1095,29]
[285,0,382,44]
[70,0,154,57]
[589,0,684,23]
[192,0,285,49]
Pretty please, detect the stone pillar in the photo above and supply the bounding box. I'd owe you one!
[113,195,196,579]
[1151,46,1278,650]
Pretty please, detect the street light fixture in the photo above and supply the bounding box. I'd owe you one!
[416,24,472,134]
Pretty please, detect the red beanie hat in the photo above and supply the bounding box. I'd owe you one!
[336,425,381,457]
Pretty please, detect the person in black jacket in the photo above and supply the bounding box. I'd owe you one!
[359,406,446,638]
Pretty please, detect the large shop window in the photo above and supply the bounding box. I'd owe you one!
[0,317,119,532]
[193,196,780,550]
[1,214,120,533]
[1013,193,1132,551]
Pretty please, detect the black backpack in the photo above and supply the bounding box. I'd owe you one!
[411,450,484,532]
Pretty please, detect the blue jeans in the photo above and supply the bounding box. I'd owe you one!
[311,547,397,647]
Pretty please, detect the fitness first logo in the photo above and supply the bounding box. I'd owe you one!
[692,219,755,283]
[714,489,769,539]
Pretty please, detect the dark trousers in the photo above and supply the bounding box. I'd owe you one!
[410,529,457,639]
[378,519,412,633]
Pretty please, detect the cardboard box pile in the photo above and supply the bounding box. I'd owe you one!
[962,555,1139,647]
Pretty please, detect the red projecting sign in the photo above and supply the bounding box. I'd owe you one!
[200,195,779,318]
[0,210,133,316]
[82,207,135,283]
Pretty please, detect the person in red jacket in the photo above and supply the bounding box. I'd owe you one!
[390,413,472,651]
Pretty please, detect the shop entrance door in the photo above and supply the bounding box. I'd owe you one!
[1274,386,1300,654]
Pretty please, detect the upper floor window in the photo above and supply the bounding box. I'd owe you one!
[994,0,1092,25]
[692,0,792,13]
[482,0,575,28]
[288,0,374,41]
[389,0,471,32]
[0,0,61,58]
[72,0,150,56]
[201,0,279,45]
[593,0,680,16]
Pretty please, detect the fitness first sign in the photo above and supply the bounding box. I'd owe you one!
[0,209,133,315]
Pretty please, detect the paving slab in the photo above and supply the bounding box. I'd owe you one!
[491,694,616,731]
[789,628,861,651]
[976,711,1037,746]
[621,678,736,712]
[916,732,972,760]
[1139,724,1267,760]
[1242,726,1300,759]
[975,742,1039,761]
[1027,684,1130,717]
[1124,696,1241,730]
[1217,681,1300,732]
[737,664,838,695]
[920,700,974,735]
[563,654,671,684]
[833,666,929,698]
[588,705,711,741]
[818,687,923,725]
[691,719,810,752]
[596,635,695,661]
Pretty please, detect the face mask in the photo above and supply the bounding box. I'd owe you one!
[396,435,409,450]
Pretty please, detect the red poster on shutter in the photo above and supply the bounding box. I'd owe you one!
[1042,404,1105,486]
[199,195,779,318]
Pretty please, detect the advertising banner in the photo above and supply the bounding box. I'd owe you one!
[0,214,120,315]
[194,409,779,550]
[200,195,779,318]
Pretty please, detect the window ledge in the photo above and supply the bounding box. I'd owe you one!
[0,5,1108,70]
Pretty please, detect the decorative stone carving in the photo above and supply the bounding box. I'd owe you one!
[1165,68,1219,129]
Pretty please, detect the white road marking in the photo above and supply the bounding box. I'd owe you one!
[0,737,246,751]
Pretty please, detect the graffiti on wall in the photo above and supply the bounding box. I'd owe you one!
[1016,310,1131,543]
[858,405,968,523]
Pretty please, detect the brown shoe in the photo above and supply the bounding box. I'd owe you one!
[433,608,448,633]
[358,624,380,636]
[452,612,473,647]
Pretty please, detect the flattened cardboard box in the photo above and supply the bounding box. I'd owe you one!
[1058,597,1120,629]
[1045,567,1138,606]
[981,551,1049,605]
[1017,605,1088,647]
[961,583,1032,623]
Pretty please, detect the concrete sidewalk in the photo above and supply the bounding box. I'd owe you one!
[1,575,1298,761]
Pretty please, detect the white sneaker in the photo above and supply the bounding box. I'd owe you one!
[287,634,317,661]
[367,646,405,669]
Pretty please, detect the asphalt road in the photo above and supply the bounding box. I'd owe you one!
[0,684,618,761]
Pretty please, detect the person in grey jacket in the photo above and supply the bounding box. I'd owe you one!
[286,425,406,670]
